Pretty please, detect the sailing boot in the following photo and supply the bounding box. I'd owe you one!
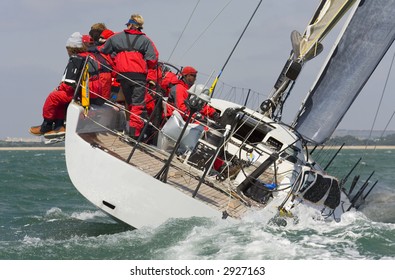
[44,119,66,137]
[54,119,65,130]
[29,119,54,136]
[127,127,139,141]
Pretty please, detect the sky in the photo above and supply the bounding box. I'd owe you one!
[1,0,395,139]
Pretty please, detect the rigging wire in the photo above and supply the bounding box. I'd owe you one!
[210,0,263,97]
[373,110,395,151]
[167,0,201,62]
[178,0,234,62]
[336,49,395,187]
[365,49,395,149]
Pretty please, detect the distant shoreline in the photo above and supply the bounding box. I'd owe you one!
[1,146,395,151]
[0,147,65,151]
[312,146,395,150]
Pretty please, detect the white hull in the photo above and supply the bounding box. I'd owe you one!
[65,100,353,229]
[65,102,224,228]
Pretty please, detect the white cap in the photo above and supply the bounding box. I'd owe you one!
[66,32,83,48]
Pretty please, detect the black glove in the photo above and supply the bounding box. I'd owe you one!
[212,112,221,122]
[148,80,156,90]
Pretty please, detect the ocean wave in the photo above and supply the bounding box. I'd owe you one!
[70,210,109,221]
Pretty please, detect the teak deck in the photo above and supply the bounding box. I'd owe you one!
[79,131,277,219]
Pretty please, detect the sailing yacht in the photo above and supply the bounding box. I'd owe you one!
[63,0,395,228]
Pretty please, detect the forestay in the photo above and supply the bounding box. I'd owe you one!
[294,0,395,144]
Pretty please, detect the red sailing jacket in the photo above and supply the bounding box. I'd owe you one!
[78,52,113,100]
[100,29,159,81]
[147,66,180,96]
[96,44,120,96]
[160,71,179,96]
[168,80,216,119]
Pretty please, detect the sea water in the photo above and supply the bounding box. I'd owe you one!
[0,149,394,260]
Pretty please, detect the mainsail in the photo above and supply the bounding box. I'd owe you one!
[293,0,395,144]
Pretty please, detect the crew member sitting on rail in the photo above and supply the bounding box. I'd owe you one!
[29,32,113,137]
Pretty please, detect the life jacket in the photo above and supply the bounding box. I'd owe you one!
[167,79,190,118]
[61,55,86,87]
[100,29,159,81]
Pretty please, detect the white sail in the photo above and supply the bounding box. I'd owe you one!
[297,0,357,60]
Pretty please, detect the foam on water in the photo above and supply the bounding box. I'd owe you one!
[2,204,393,260]
[70,210,109,221]
[3,198,395,260]
[142,204,395,260]
[0,150,393,260]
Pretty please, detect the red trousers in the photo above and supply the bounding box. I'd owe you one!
[42,82,74,121]
[119,79,148,137]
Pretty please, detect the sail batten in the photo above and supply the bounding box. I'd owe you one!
[294,0,395,144]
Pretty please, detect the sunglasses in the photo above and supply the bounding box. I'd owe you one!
[189,74,197,78]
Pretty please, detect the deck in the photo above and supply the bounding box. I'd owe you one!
[79,131,278,219]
